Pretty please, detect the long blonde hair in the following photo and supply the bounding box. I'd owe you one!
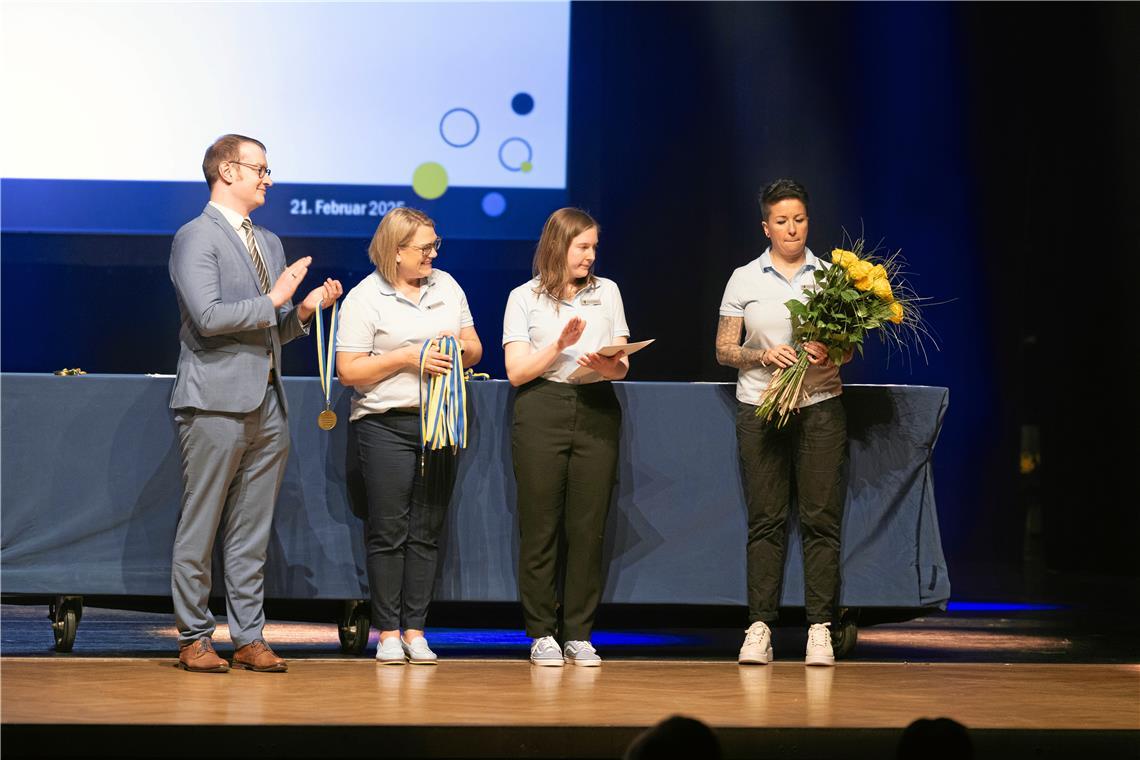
[367,207,435,284]
[532,207,599,306]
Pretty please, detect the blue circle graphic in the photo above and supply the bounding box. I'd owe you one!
[482,192,507,218]
[439,108,479,148]
[511,92,534,115]
[498,138,533,172]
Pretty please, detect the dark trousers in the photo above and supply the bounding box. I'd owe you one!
[736,396,847,625]
[511,379,621,641]
[354,410,457,631]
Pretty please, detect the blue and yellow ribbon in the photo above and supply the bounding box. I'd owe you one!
[315,300,339,412]
[419,335,468,461]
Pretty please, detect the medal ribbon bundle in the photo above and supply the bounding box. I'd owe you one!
[418,335,468,463]
[315,301,340,430]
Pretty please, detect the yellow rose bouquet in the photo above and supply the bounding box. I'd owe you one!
[756,238,932,427]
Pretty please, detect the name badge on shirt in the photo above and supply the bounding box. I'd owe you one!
[423,300,446,311]
[581,294,603,306]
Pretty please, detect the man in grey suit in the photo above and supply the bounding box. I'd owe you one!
[170,133,342,673]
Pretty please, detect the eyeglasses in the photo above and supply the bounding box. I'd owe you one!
[399,238,442,257]
[227,160,272,179]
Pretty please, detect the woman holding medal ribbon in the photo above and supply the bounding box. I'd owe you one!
[336,207,482,665]
[503,208,630,667]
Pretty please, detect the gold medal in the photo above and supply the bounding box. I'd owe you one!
[318,409,337,430]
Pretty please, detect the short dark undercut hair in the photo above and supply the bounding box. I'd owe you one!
[759,178,809,220]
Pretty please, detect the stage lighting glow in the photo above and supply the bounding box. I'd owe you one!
[414,629,705,649]
[946,601,1065,612]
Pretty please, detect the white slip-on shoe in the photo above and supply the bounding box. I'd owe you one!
[401,635,438,665]
[805,622,836,666]
[563,640,602,667]
[529,636,565,667]
[375,636,406,665]
[739,621,774,665]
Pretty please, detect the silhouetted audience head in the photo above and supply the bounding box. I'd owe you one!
[624,715,722,760]
[897,717,973,760]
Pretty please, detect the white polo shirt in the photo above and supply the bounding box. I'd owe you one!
[336,269,474,420]
[502,276,630,384]
[719,248,842,407]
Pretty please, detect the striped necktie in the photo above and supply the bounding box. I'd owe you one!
[241,218,271,294]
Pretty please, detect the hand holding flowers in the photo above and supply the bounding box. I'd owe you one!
[755,238,932,427]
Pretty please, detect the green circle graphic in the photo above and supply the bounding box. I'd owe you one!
[412,162,448,199]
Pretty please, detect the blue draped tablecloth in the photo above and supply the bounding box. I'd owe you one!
[0,375,949,608]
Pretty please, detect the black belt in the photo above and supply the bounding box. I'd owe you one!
[385,406,419,415]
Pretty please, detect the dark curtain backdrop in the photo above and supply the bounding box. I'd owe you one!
[2,2,1137,577]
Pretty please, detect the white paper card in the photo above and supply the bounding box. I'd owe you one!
[566,338,655,382]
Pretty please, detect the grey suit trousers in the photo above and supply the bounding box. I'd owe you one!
[171,385,289,648]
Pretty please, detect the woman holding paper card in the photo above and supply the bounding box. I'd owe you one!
[503,207,629,667]
[336,207,483,665]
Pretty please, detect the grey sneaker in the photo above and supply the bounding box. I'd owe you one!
[563,640,601,667]
[739,621,774,665]
[805,622,835,666]
[375,636,406,665]
[529,636,565,667]
[401,635,438,665]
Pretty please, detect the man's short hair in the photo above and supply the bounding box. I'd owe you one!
[624,716,721,760]
[202,134,266,188]
[897,717,973,760]
[759,178,809,220]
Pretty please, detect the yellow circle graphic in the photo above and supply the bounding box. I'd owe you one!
[412,162,448,199]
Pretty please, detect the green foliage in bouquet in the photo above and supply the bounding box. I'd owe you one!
[756,237,935,427]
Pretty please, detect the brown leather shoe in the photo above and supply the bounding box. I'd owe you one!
[232,639,288,672]
[178,637,229,673]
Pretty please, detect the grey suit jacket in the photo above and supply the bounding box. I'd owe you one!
[169,204,308,414]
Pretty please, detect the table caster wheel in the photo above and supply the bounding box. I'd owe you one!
[49,596,83,653]
[832,608,858,659]
[338,599,371,655]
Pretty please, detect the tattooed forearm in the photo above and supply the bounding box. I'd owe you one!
[715,316,768,369]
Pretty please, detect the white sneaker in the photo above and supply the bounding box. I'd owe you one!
[805,622,835,666]
[375,636,406,665]
[529,636,565,667]
[739,621,774,665]
[563,640,602,667]
[401,635,438,665]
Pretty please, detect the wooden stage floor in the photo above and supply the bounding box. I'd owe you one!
[2,657,1137,759]
[2,590,1138,758]
[4,657,1138,730]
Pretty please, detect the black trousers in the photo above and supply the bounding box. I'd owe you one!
[511,379,621,641]
[735,396,847,625]
[354,410,457,631]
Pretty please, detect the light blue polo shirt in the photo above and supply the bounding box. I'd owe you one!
[719,247,842,407]
[336,269,474,420]
[503,276,630,384]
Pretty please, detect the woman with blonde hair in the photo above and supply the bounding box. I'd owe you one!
[503,207,631,666]
[337,207,483,665]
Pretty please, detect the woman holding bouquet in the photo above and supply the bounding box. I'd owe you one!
[503,207,630,667]
[715,178,849,667]
[336,207,483,665]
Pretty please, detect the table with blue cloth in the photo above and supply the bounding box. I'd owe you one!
[1,375,949,642]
